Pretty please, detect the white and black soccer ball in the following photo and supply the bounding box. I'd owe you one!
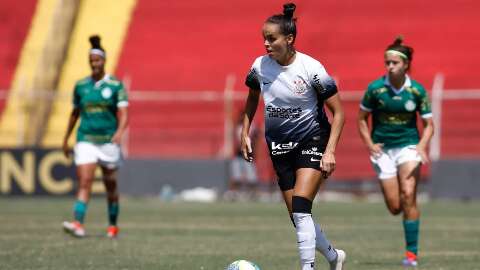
[225,260,260,270]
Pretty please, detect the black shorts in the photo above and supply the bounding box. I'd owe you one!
[269,136,327,191]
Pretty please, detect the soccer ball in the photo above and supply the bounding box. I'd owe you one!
[225,260,261,270]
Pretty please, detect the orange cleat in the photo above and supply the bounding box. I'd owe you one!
[402,251,418,267]
[63,221,86,238]
[107,225,119,238]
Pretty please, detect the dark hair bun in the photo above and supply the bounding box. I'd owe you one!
[283,3,296,19]
[393,35,404,46]
[89,35,102,49]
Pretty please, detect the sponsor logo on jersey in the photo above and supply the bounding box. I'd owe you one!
[102,87,113,99]
[266,105,302,119]
[271,141,298,155]
[405,100,416,111]
[293,78,308,95]
[301,146,323,157]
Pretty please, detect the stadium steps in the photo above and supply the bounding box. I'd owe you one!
[0,0,75,147]
[41,0,137,147]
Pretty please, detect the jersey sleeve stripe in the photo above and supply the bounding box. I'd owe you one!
[117,101,129,107]
[359,104,372,112]
[421,112,433,119]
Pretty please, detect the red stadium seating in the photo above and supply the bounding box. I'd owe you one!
[117,0,480,179]
[0,0,37,112]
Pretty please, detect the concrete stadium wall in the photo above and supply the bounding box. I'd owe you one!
[429,160,480,200]
[118,159,229,197]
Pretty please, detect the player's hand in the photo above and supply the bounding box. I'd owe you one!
[62,139,70,159]
[369,143,384,158]
[320,151,336,178]
[111,132,122,145]
[416,145,429,164]
[241,135,253,162]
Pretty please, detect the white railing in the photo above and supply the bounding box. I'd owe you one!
[1,73,479,159]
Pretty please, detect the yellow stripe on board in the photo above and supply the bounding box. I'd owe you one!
[42,0,137,147]
[0,0,58,146]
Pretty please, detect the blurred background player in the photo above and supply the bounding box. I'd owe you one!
[225,111,260,201]
[241,3,346,270]
[62,35,129,238]
[357,37,434,267]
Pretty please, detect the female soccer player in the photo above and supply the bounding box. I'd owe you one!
[357,37,434,267]
[241,3,346,270]
[62,35,128,238]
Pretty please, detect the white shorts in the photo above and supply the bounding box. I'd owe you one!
[370,145,422,180]
[74,142,123,169]
[230,157,258,183]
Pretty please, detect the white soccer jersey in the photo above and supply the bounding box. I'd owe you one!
[245,52,337,150]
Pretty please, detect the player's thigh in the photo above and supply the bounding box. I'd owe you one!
[379,176,400,207]
[397,161,420,196]
[98,143,123,169]
[281,189,294,216]
[293,168,323,201]
[76,163,97,187]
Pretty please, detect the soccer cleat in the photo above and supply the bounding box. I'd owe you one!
[107,225,119,238]
[63,221,85,238]
[402,251,418,267]
[330,249,346,270]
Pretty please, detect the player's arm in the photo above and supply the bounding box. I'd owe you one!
[112,107,128,144]
[241,88,260,162]
[63,108,80,158]
[112,84,129,144]
[417,116,434,164]
[322,93,345,176]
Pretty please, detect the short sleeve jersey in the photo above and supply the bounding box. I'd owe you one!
[73,74,128,144]
[245,52,338,151]
[360,75,432,149]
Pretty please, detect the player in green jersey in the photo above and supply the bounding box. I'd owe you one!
[357,37,434,267]
[62,35,128,238]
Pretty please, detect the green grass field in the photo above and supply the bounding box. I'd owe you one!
[1,197,479,270]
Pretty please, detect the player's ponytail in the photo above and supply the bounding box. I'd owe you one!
[283,3,296,20]
[385,35,413,62]
[266,2,298,43]
[89,35,106,58]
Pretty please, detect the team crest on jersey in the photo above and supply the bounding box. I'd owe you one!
[405,100,416,111]
[101,87,113,99]
[292,78,307,95]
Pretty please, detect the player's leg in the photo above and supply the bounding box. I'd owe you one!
[101,166,120,238]
[379,177,402,215]
[63,163,96,237]
[398,160,421,266]
[294,168,344,270]
[371,151,401,215]
[97,143,123,238]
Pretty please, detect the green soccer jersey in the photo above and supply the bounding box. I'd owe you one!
[73,74,128,144]
[360,75,432,149]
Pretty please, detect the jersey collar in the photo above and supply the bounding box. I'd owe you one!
[384,74,411,94]
[92,74,111,88]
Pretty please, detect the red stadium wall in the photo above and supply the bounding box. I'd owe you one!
[0,0,37,111]
[117,0,480,180]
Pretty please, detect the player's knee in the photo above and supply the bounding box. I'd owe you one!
[78,178,93,190]
[292,196,312,214]
[388,205,402,215]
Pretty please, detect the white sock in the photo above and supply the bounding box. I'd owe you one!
[314,222,338,262]
[293,212,316,270]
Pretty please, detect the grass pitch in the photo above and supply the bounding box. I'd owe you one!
[1,197,479,270]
